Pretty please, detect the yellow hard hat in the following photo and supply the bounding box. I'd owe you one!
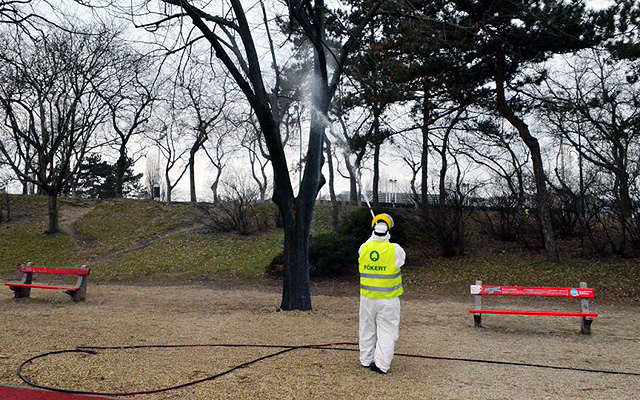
[371,213,394,229]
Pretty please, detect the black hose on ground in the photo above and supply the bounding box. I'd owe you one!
[16,342,640,397]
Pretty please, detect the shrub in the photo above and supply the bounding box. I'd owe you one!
[265,232,360,278]
[266,207,416,278]
[308,233,360,277]
[199,178,277,236]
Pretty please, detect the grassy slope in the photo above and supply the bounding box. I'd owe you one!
[95,230,283,281]
[402,251,640,302]
[0,195,638,302]
[0,195,78,269]
[0,196,283,284]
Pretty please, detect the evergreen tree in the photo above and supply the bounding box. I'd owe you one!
[73,154,142,199]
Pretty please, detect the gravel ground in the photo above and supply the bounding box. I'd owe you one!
[1,283,639,399]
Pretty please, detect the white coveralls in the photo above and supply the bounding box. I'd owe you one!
[358,231,406,373]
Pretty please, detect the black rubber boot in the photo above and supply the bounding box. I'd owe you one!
[369,363,386,374]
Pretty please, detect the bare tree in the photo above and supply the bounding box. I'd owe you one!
[97,49,160,198]
[135,0,384,310]
[393,131,422,204]
[146,109,190,202]
[534,50,640,255]
[328,104,370,205]
[172,59,228,202]
[461,114,541,247]
[421,106,470,256]
[237,114,271,202]
[0,25,117,233]
[203,116,237,204]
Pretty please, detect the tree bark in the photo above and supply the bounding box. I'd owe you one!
[371,107,381,207]
[165,170,172,202]
[279,199,312,311]
[276,113,326,311]
[344,155,359,205]
[324,137,340,231]
[189,148,197,202]
[46,193,58,234]
[115,143,128,198]
[210,159,223,204]
[420,82,430,210]
[616,172,637,256]
[22,162,30,195]
[372,142,381,207]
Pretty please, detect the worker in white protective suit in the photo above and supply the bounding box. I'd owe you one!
[358,213,406,374]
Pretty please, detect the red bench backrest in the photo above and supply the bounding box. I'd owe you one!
[471,285,594,298]
[18,265,90,276]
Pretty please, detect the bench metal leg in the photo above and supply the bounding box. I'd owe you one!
[68,267,88,301]
[13,267,33,298]
[581,317,593,335]
[67,287,86,302]
[11,286,31,298]
[474,280,483,328]
[580,282,592,334]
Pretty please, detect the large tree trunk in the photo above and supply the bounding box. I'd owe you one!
[115,143,128,198]
[372,109,381,207]
[420,82,430,210]
[616,172,637,256]
[46,193,58,234]
[279,199,312,311]
[324,137,339,231]
[189,149,197,202]
[495,46,559,262]
[277,113,325,311]
[344,155,359,205]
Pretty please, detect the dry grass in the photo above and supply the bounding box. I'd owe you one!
[1,196,640,398]
[1,284,639,399]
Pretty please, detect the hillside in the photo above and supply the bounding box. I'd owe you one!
[0,195,639,302]
[0,195,283,284]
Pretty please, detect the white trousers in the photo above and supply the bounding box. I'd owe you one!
[359,296,400,373]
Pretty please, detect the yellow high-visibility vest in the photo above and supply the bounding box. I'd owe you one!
[358,241,403,299]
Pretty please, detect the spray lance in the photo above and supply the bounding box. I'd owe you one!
[356,174,376,219]
[357,175,394,236]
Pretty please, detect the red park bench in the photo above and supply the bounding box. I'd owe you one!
[4,263,90,302]
[469,280,598,334]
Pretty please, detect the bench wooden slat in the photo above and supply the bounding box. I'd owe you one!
[470,285,594,298]
[5,283,80,291]
[18,265,90,276]
[469,309,598,317]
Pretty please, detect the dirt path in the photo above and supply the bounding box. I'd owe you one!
[1,285,639,399]
[58,202,203,265]
[86,224,204,266]
[58,201,99,250]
